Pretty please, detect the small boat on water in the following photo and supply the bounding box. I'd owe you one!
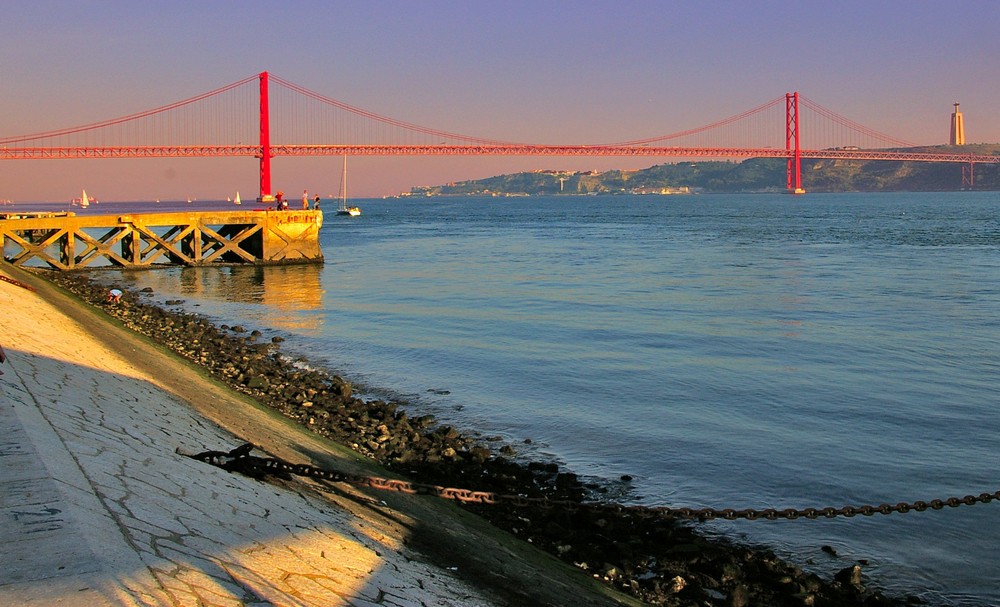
[336,155,361,216]
[72,189,95,208]
[233,192,242,205]
[338,204,361,217]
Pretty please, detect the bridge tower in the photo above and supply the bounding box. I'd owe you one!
[785,92,805,194]
[258,72,276,203]
[950,102,965,146]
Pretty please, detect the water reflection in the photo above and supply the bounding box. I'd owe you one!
[113,263,327,333]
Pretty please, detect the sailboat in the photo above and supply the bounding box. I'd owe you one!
[72,189,93,208]
[233,192,242,205]
[336,155,361,216]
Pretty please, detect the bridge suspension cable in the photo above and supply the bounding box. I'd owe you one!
[604,95,787,147]
[268,73,521,146]
[799,95,917,149]
[0,74,259,146]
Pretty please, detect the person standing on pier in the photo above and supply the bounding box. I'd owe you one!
[302,190,309,210]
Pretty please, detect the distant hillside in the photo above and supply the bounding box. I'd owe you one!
[407,144,1000,196]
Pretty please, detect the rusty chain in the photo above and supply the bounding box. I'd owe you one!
[0,274,37,292]
[184,443,1000,522]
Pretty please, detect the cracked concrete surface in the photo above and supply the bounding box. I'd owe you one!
[0,268,501,607]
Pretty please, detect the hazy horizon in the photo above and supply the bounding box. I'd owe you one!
[3,1,998,201]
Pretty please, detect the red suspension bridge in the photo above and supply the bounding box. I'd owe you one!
[2,71,996,199]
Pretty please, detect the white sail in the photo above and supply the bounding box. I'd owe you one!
[234,191,241,205]
[80,189,90,208]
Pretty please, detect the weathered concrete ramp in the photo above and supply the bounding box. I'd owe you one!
[0,266,506,607]
[0,210,324,270]
[0,400,104,588]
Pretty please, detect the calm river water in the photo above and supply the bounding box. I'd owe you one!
[85,192,999,606]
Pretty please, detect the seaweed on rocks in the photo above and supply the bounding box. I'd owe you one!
[40,269,912,607]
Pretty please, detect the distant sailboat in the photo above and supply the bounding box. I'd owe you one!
[72,189,92,208]
[336,155,361,216]
[233,191,242,205]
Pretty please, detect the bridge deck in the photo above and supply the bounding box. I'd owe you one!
[0,210,324,270]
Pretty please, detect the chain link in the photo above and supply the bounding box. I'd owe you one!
[184,443,1000,522]
[0,274,37,292]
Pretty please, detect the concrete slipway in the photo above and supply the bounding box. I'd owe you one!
[0,265,632,607]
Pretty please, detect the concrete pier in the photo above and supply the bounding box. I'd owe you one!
[0,210,324,270]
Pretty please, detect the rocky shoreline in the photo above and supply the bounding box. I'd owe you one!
[41,269,915,607]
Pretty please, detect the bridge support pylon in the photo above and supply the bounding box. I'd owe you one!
[962,162,975,189]
[786,92,806,194]
[258,71,276,204]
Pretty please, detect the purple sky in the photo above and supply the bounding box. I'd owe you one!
[3,0,998,201]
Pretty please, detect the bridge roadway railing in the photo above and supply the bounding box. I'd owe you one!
[4,145,1000,163]
[0,209,324,270]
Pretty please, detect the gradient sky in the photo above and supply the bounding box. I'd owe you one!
[3,0,998,201]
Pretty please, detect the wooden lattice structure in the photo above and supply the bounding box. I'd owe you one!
[0,210,324,270]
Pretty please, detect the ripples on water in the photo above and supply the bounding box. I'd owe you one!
[97,192,999,605]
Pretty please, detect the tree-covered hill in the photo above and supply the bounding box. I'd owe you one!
[408,144,1000,196]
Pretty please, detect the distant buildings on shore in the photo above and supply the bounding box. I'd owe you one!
[398,185,696,198]
[392,104,976,198]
